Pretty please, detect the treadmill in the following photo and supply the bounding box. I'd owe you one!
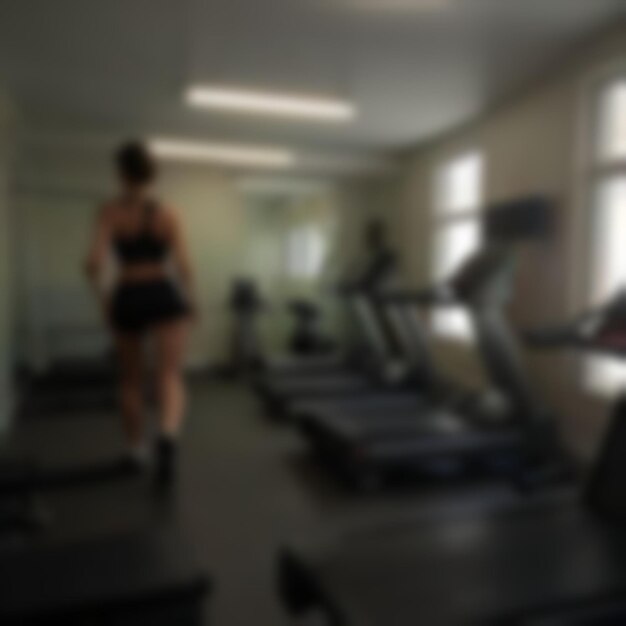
[0,417,212,623]
[0,528,210,625]
[277,290,626,625]
[256,219,398,382]
[287,291,447,423]
[265,279,450,422]
[258,223,456,421]
[256,244,414,418]
[298,196,568,488]
[19,352,118,418]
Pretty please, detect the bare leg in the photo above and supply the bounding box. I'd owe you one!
[115,333,145,447]
[152,320,188,485]
[154,320,189,437]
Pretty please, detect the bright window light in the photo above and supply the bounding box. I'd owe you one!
[431,151,484,341]
[150,138,295,169]
[436,152,483,217]
[589,177,626,303]
[585,176,626,394]
[432,218,481,339]
[584,74,626,396]
[597,81,626,163]
[185,85,356,122]
[286,226,327,279]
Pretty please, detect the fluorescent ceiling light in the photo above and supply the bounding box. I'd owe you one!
[151,138,295,168]
[185,86,356,122]
[237,176,329,196]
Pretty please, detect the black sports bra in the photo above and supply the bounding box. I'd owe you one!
[113,200,169,265]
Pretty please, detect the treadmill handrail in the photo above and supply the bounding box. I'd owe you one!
[524,289,626,357]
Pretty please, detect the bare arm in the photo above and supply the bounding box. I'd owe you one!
[85,206,112,314]
[169,210,197,314]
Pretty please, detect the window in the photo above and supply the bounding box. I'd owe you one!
[596,81,626,162]
[431,152,484,340]
[585,78,626,395]
[286,224,327,279]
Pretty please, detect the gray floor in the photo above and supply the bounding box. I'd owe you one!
[10,380,525,624]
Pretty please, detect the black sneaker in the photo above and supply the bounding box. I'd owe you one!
[155,436,178,487]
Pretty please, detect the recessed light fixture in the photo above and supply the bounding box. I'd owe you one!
[151,138,295,168]
[185,85,356,122]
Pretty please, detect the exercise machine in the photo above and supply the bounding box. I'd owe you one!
[255,264,395,417]
[18,353,117,418]
[224,277,265,376]
[0,447,145,536]
[277,287,626,624]
[296,196,568,489]
[0,528,211,625]
[255,218,402,387]
[287,299,334,356]
[0,415,212,623]
[255,239,404,417]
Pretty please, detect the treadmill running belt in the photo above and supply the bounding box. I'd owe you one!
[308,409,522,456]
[0,529,210,625]
[269,373,371,396]
[280,504,626,625]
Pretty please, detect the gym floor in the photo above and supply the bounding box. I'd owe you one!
[12,380,525,624]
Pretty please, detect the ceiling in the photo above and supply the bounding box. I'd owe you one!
[0,0,623,162]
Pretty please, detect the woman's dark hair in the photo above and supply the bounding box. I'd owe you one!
[115,140,157,185]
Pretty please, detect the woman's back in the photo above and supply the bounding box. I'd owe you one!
[108,199,171,267]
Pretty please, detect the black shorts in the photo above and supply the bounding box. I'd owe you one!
[111,279,190,334]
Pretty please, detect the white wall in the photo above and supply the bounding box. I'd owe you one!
[0,92,16,431]
[12,142,375,370]
[393,25,626,458]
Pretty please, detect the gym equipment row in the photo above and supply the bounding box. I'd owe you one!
[277,289,626,624]
[254,197,573,492]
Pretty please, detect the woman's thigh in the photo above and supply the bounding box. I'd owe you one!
[153,321,189,374]
[115,333,144,380]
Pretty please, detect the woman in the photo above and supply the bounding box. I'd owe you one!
[85,140,195,486]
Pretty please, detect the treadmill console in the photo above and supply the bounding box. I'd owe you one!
[484,195,554,243]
